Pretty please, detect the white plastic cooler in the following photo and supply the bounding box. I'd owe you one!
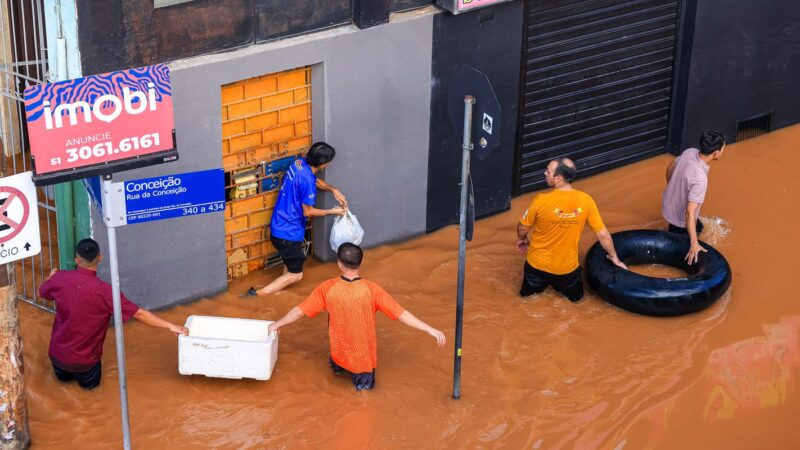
[178,315,278,381]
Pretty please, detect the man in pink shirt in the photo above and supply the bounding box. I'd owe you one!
[662,130,726,265]
[39,239,188,389]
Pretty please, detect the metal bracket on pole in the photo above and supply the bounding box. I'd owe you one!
[453,95,475,399]
[100,174,132,450]
[99,174,127,228]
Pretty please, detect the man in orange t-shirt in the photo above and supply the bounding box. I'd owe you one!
[268,243,446,390]
[516,158,627,301]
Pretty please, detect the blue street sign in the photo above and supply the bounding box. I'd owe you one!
[83,169,225,227]
[123,169,224,224]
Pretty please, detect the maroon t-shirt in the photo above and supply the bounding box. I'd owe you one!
[39,267,140,371]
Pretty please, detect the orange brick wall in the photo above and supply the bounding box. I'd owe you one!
[222,67,312,281]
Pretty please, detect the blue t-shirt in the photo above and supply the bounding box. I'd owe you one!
[270,158,317,242]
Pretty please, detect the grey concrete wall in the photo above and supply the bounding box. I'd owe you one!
[95,9,436,309]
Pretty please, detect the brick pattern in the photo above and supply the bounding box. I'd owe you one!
[222,67,312,281]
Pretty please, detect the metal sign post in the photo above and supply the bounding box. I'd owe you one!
[453,95,475,399]
[87,168,224,450]
[84,168,225,450]
[99,175,132,450]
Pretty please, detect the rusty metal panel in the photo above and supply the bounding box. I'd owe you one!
[255,0,352,42]
[155,0,255,62]
[390,0,434,12]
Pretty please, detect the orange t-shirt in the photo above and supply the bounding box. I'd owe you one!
[299,277,405,373]
[519,189,605,275]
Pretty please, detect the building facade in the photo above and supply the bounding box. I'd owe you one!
[8,0,798,309]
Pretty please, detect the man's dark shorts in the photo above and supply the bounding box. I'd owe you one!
[52,361,102,390]
[520,262,584,302]
[668,220,704,236]
[270,235,306,274]
[329,357,375,391]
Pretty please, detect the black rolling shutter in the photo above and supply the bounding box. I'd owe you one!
[516,0,680,193]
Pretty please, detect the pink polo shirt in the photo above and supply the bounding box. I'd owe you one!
[662,148,710,228]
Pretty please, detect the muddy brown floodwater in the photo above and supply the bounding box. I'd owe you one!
[19,125,800,449]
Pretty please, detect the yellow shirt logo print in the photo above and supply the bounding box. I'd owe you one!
[553,207,583,219]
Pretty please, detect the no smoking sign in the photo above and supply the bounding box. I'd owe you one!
[0,171,41,264]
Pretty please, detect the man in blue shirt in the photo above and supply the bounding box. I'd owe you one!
[246,142,347,297]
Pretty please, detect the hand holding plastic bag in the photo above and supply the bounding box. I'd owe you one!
[330,210,365,251]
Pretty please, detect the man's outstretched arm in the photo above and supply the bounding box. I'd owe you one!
[268,306,305,334]
[398,311,446,346]
[133,309,188,335]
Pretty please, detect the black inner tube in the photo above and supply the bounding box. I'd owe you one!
[585,230,732,317]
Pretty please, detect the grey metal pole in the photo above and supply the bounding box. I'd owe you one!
[453,95,474,399]
[102,176,132,450]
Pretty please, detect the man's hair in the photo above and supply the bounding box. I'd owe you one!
[553,158,577,183]
[75,238,100,263]
[337,242,363,269]
[306,142,336,167]
[699,130,726,155]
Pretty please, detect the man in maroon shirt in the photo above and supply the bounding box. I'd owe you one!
[39,239,188,389]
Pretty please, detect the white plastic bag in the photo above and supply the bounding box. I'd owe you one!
[330,210,365,251]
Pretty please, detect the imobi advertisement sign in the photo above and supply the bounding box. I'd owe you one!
[436,0,516,14]
[23,64,178,185]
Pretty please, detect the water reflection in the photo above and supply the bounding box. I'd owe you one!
[705,315,800,421]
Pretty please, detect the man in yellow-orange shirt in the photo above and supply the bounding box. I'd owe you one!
[516,158,628,301]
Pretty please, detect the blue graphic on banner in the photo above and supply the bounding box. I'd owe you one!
[24,64,171,123]
[123,169,224,224]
